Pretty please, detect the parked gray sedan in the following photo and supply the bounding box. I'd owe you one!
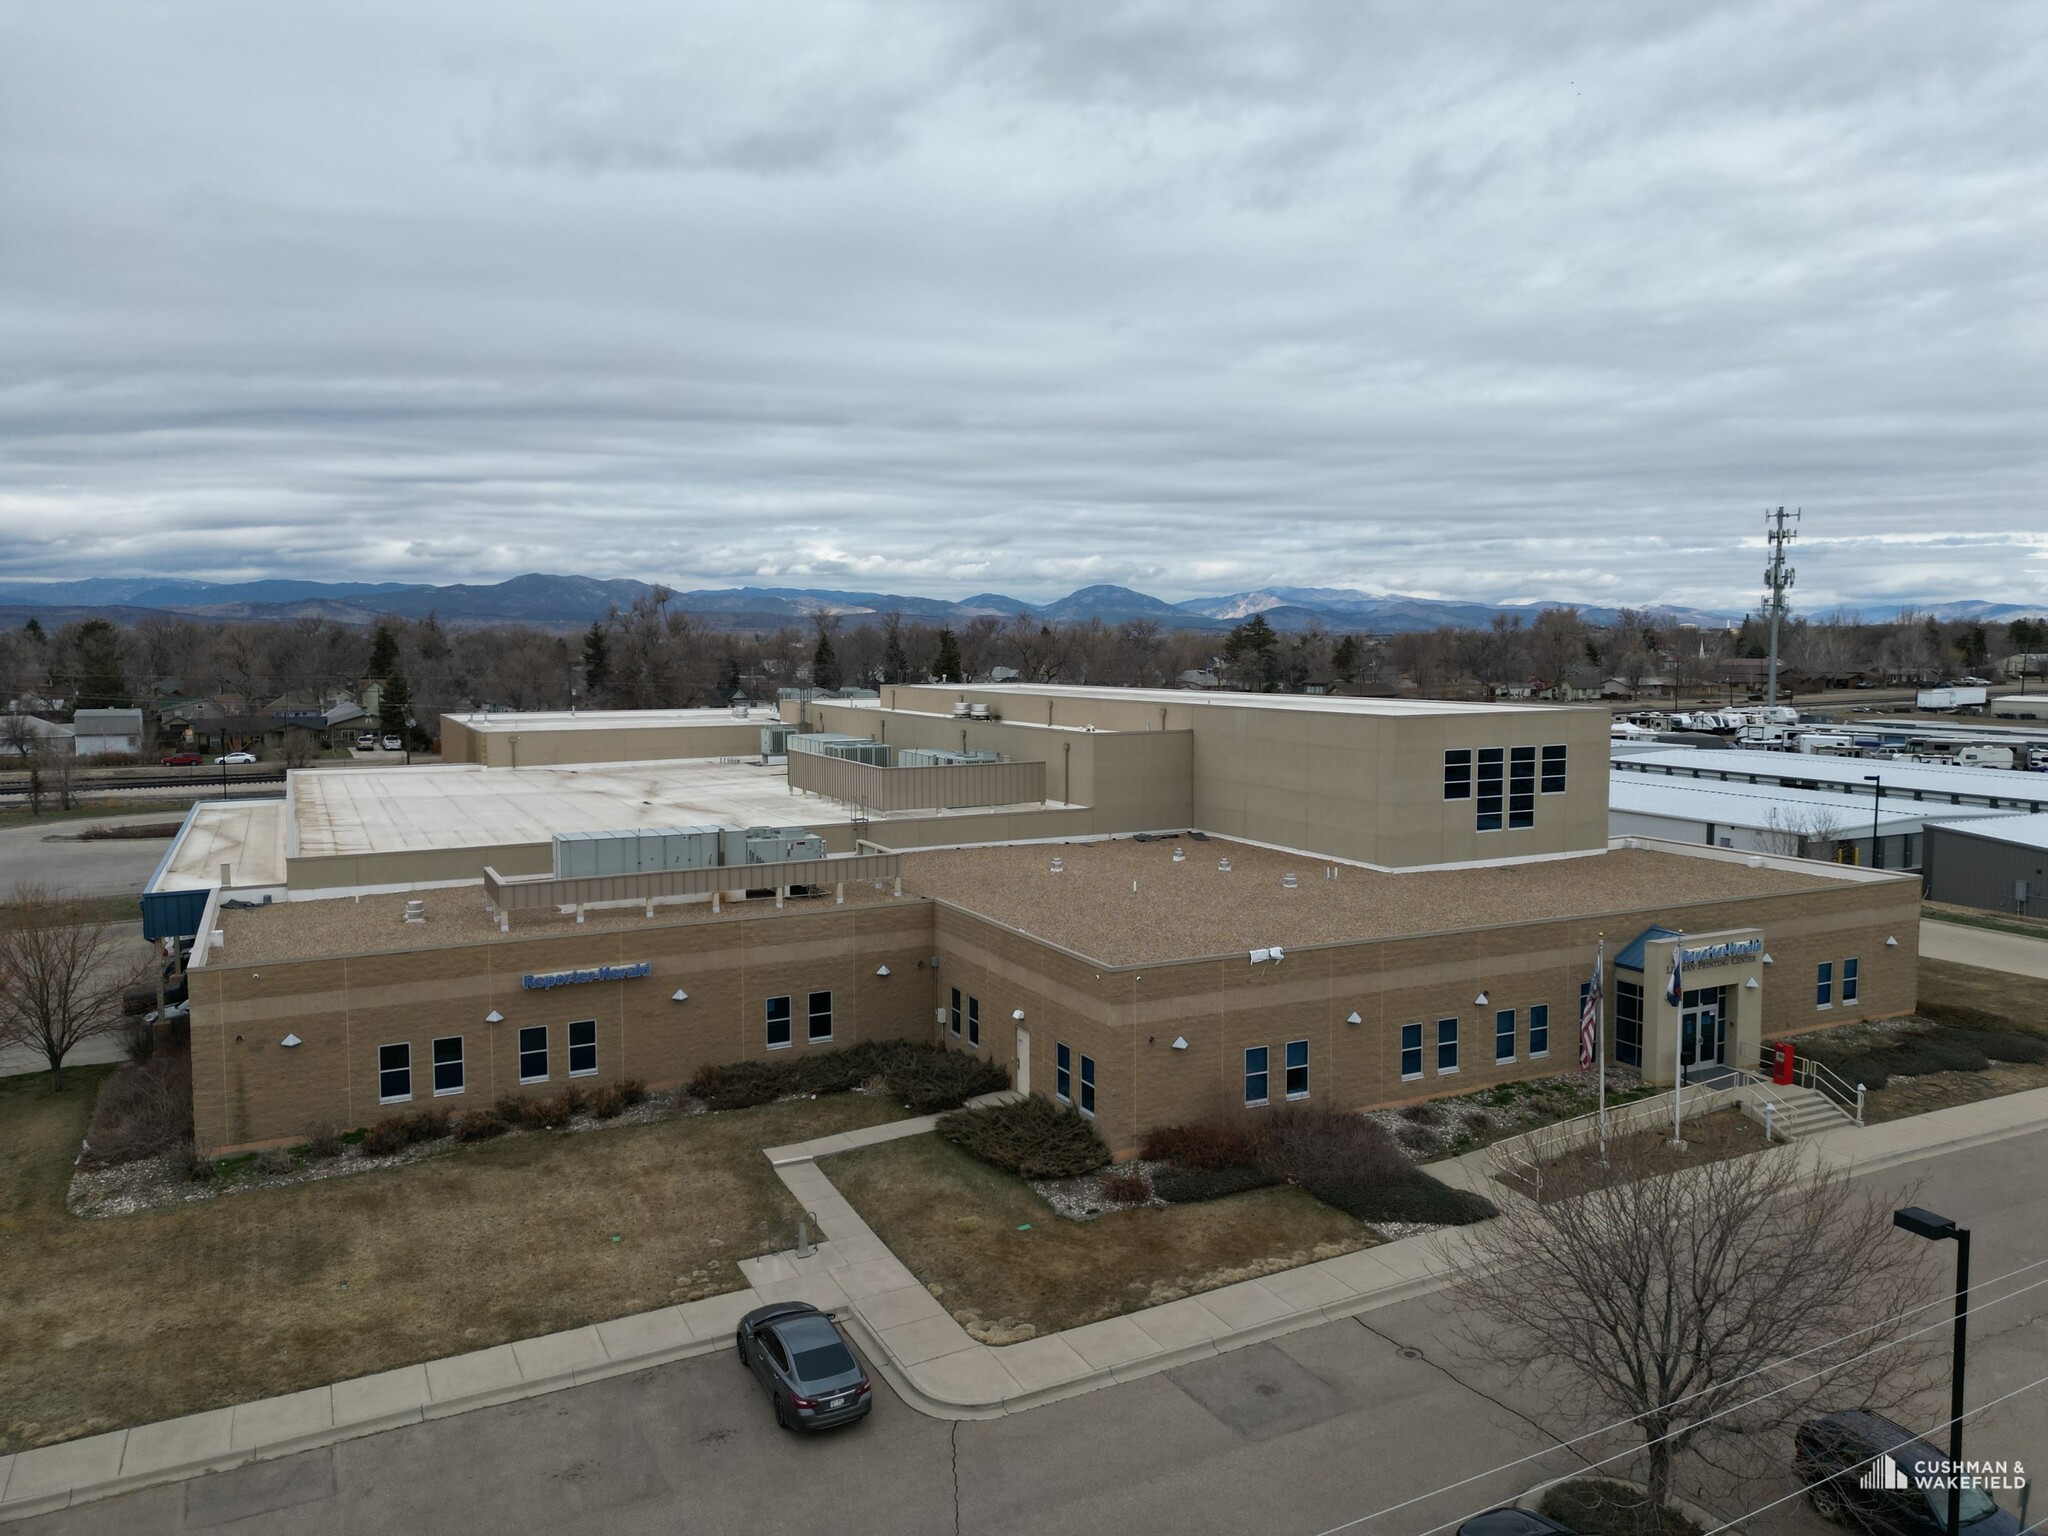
[736,1303,872,1431]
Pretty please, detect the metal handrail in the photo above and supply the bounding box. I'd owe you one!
[1757,1043,1866,1125]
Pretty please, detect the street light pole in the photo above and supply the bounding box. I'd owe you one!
[1863,772,1883,871]
[1894,1206,1971,1536]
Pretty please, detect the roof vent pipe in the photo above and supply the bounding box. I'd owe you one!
[1282,872,1298,889]
[1218,857,1232,873]
[1172,846,1186,863]
[403,900,426,924]
[1050,857,1064,874]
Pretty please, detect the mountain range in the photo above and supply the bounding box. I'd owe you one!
[0,574,2034,634]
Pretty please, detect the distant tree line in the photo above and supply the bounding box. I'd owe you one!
[0,599,2040,745]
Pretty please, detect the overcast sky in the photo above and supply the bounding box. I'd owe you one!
[3,1,2045,611]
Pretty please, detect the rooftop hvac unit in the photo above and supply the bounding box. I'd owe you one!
[968,703,991,720]
[760,725,793,759]
[952,701,971,717]
[743,828,826,865]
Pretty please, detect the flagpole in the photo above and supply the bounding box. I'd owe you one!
[1670,938,1687,1149]
[1596,934,1607,1161]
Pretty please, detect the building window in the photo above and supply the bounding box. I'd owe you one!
[1842,957,1860,1004]
[1244,1046,1270,1106]
[1056,1042,1071,1103]
[1400,1023,1423,1081]
[1436,1018,1459,1073]
[949,987,962,1036]
[1079,1054,1096,1116]
[1529,1003,1549,1058]
[1443,749,1472,800]
[808,990,833,1043]
[1508,746,1536,829]
[1476,749,1504,832]
[517,1025,547,1084]
[1495,1008,1516,1063]
[1816,961,1834,1008]
[378,1042,411,1104]
[568,1019,598,1076]
[1541,743,1567,795]
[1615,981,1644,1067]
[431,1036,465,1096]
[967,995,980,1048]
[766,995,792,1049]
[1284,1039,1309,1100]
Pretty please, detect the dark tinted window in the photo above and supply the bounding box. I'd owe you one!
[791,1341,858,1381]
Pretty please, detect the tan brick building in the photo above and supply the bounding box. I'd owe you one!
[171,686,1922,1156]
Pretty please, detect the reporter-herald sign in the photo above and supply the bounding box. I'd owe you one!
[521,961,652,990]
[1677,938,1762,972]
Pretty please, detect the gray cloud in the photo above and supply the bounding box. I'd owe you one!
[2,0,2044,612]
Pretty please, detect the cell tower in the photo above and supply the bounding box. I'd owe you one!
[1762,507,1799,708]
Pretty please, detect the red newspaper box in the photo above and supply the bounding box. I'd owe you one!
[1771,1040,1795,1085]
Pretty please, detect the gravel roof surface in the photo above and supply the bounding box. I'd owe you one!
[212,881,911,967]
[898,837,1850,966]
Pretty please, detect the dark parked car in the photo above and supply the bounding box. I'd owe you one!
[1795,1412,2020,1533]
[1457,1509,1578,1535]
[736,1303,871,1431]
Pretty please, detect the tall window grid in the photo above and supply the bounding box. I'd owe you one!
[1244,1046,1270,1106]
[1476,749,1504,831]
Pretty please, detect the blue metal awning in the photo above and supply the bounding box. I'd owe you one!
[1614,924,1679,972]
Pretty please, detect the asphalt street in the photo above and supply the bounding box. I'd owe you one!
[0,814,179,900]
[14,1128,2047,1536]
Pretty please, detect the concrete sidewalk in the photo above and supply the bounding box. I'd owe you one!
[10,1083,2048,1524]
[1921,916,2048,979]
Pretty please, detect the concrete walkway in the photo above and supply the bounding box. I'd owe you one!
[10,1082,2048,1523]
[1921,915,2048,979]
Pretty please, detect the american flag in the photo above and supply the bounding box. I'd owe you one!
[1579,947,1601,1069]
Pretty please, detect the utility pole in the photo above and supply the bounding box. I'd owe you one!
[1763,506,1800,709]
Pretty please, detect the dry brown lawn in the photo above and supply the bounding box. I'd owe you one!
[1506,1109,1772,1201]
[0,1071,904,1453]
[1919,957,2048,1032]
[825,1134,1373,1338]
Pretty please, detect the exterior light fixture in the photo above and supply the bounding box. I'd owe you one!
[280,1034,302,1048]
[1761,953,1775,965]
[1885,935,1899,947]
[1474,991,1489,1007]
[484,1009,504,1024]
[1346,1011,1362,1025]
[875,965,891,977]
[1171,1036,1189,1051]
[1012,1009,1025,1021]
[1892,1206,1971,1536]
[1744,977,1760,990]
[671,989,690,1003]
[1270,946,1284,962]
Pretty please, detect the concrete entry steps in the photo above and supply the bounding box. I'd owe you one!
[1740,1084,1857,1140]
[9,1084,2048,1522]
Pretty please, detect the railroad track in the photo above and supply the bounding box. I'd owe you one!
[0,769,286,802]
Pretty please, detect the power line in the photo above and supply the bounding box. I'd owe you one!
[1697,1368,2048,1534]
[1310,1253,2048,1536]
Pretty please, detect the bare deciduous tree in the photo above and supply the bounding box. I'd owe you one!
[1763,804,1850,862]
[0,883,144,1090]
[1459,1141,1937,1530]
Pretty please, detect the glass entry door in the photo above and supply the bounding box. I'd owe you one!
[1681,985,1728,1080]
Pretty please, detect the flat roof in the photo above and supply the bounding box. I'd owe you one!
[1927,811,2048,854]
[1607,776,2017,833]
[1617,747,2048,808]
[899,837,1850,967]
[900,683,1569,718]
[443,708,776,735]
[288,758,1064,859]
[153,800,289,891]
[212,881,911,967]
